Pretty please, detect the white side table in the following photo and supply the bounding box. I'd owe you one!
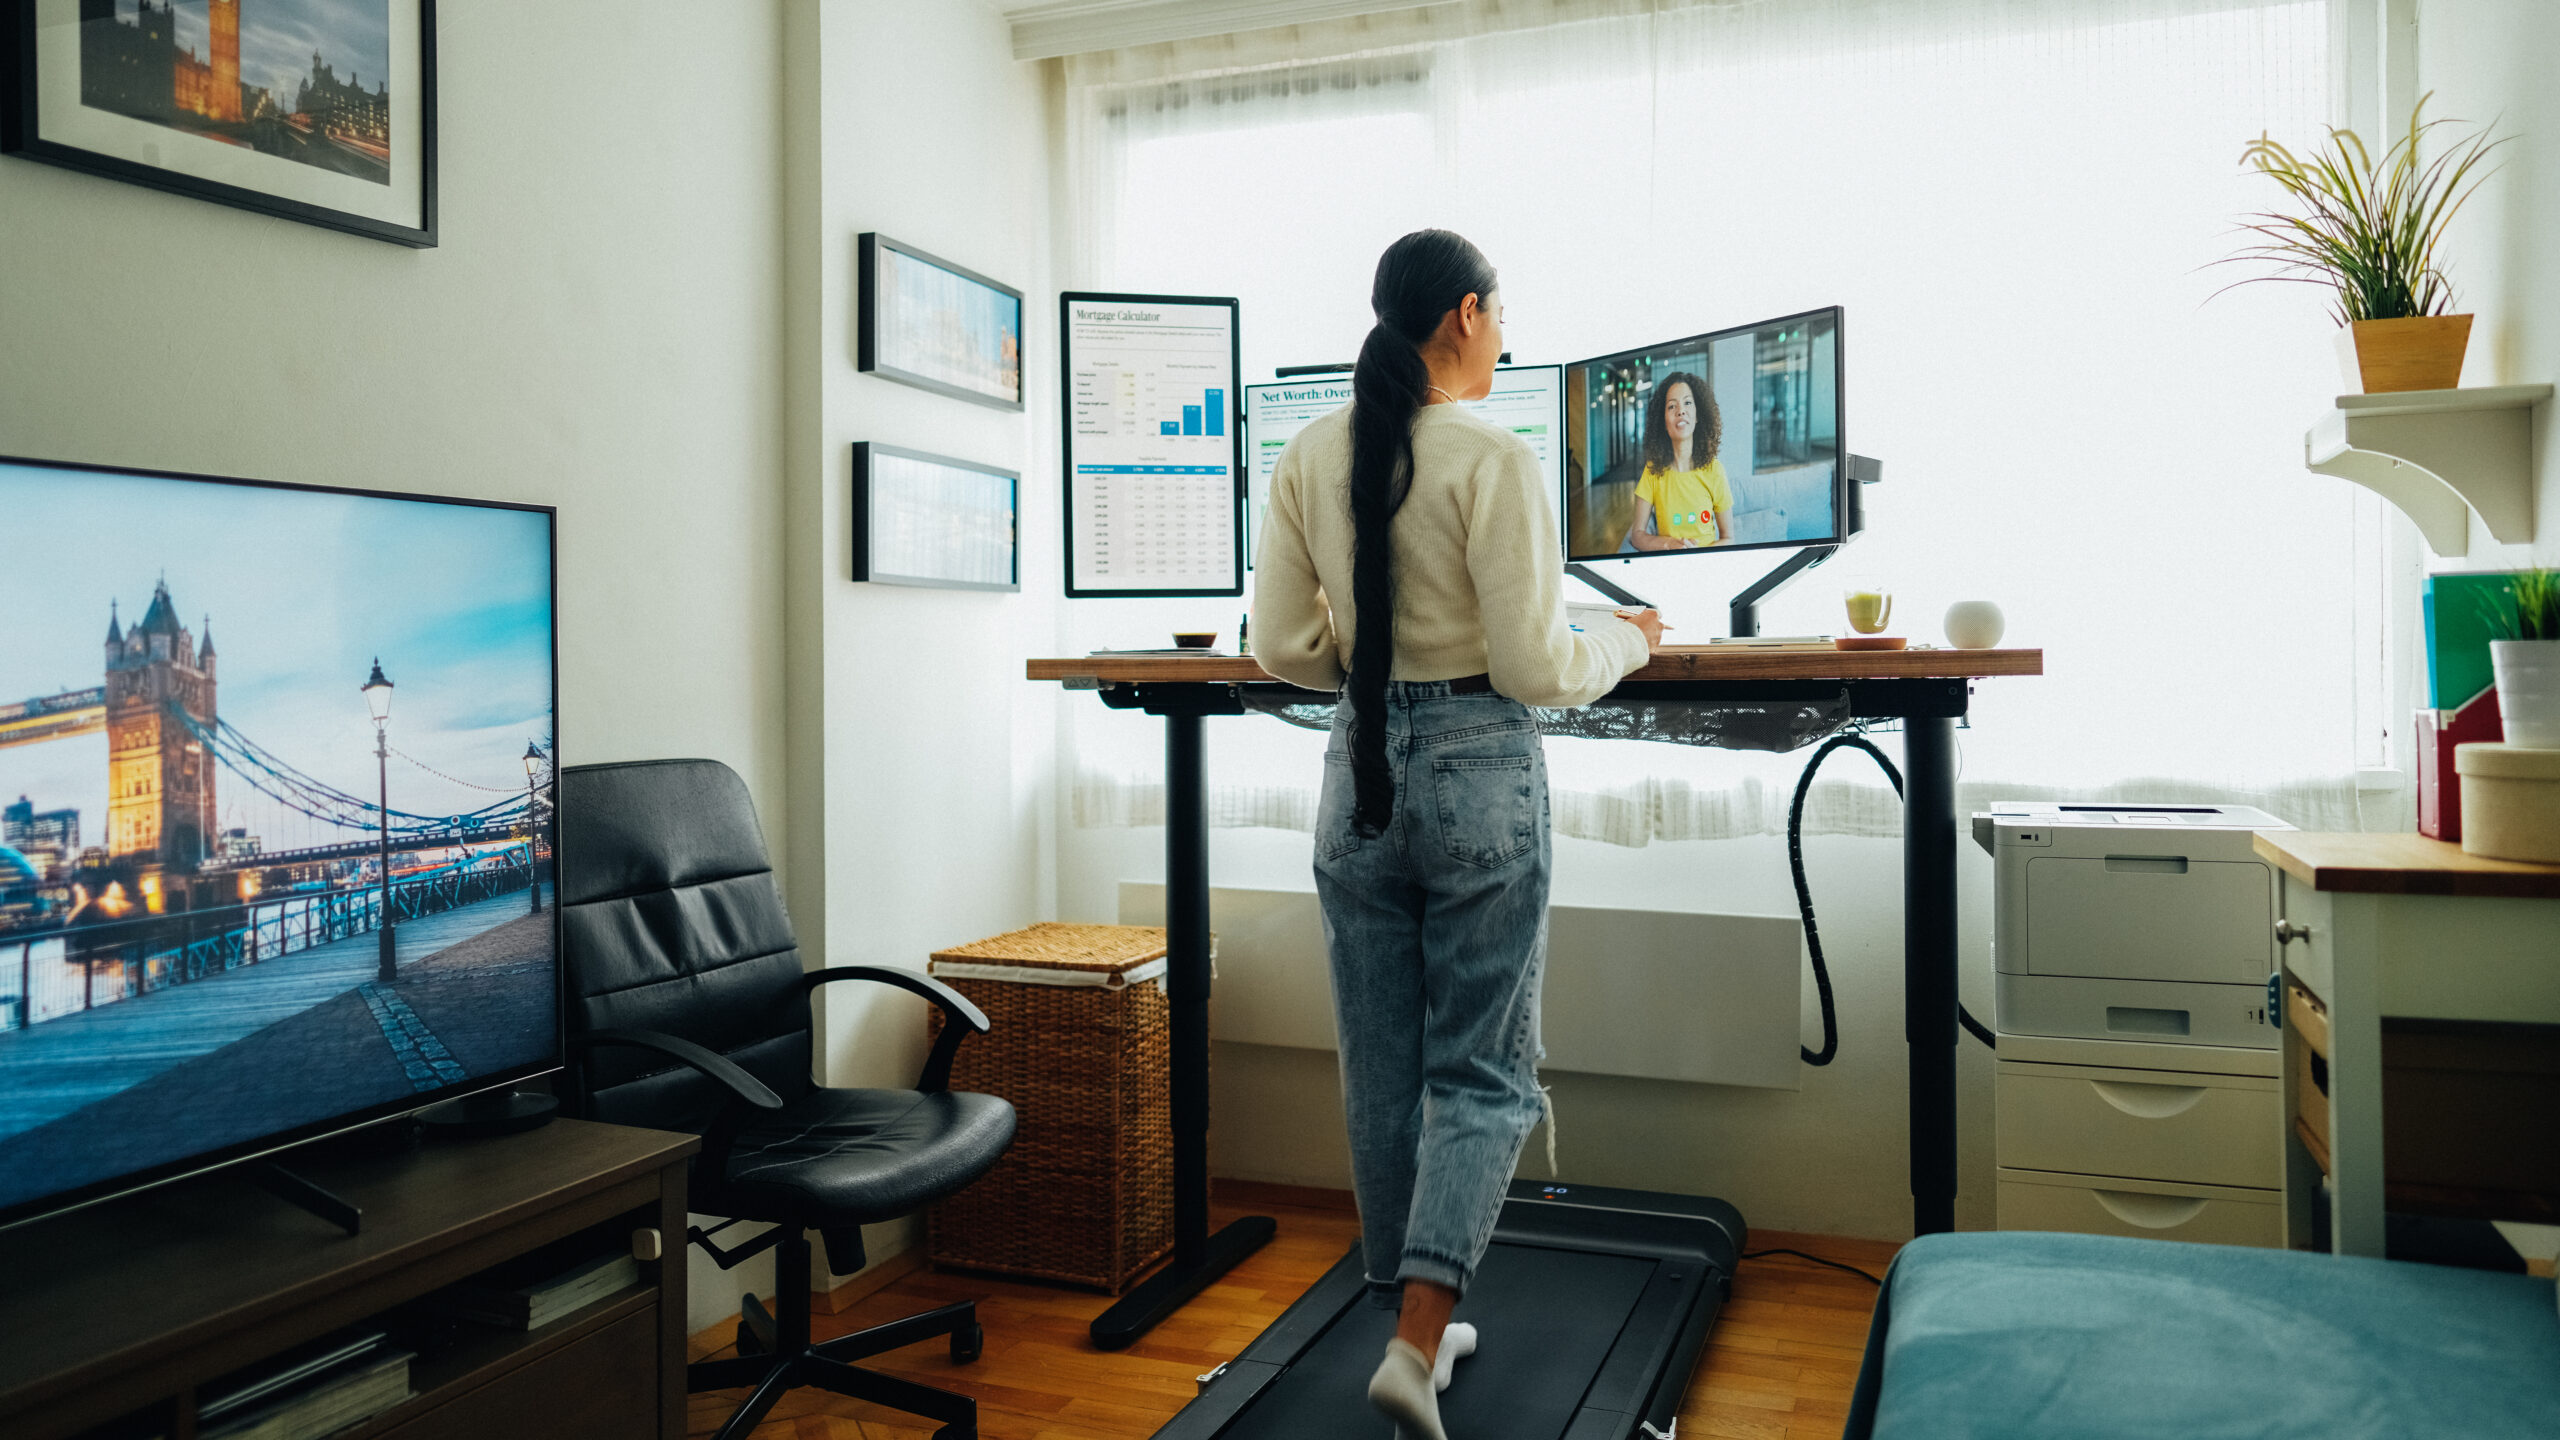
[2255,832,2560,1256]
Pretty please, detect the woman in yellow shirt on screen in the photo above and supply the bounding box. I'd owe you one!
[1624,371,1731,550]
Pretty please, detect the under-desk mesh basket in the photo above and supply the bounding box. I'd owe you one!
[926,923,1175,1291]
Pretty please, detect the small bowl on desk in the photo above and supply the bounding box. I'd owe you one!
[1834,635,1908,652]
[1172,632,1219,650]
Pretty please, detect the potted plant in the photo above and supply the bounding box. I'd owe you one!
[2225,95,2507,394]
[2490,569,2560,748]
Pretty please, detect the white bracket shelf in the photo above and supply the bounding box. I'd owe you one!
[2303,383,2552,557]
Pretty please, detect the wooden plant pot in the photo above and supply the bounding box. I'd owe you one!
[2335,314,2473,393]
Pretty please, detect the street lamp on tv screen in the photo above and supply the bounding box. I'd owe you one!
[0,455,561,1230]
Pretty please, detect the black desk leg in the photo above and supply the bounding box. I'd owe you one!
[1902,715,1958,1236]
[1091,706,1277,1351]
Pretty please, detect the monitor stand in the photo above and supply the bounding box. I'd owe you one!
[1728,543,1839,637]
[1567,548,1840,639]
[1563,562,1657,612]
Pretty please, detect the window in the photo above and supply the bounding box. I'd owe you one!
[1063,0,2399,842]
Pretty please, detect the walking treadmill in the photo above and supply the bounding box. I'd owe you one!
[1153,1180,1744,1440]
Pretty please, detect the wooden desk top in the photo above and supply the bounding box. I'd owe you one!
[2254,831,2560,899]
[1028,646,2044,687]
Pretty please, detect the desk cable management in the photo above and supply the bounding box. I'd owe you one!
[1789,730,1998,1067]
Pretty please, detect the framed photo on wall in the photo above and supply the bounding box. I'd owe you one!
[858,232,1024,410]
[2,0,436,247]
[851,443,1020,593]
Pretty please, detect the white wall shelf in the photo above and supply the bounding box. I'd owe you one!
[2302,384,2552,557]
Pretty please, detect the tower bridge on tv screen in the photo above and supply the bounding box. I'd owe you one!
[2,580,536,891]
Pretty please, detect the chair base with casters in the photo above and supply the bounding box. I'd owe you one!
[557,759,1019,1440]
[689,1222,983,1440]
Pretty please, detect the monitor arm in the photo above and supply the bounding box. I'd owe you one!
[1727,453,1881,638]
[1728,545,1838,637]
[1564,562,1658,612]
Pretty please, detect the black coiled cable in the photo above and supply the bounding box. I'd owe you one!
[1788,730,1998,1066]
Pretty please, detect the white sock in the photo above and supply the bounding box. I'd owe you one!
[1368,1338,1448,1440]
[1434,1321,1477,1392]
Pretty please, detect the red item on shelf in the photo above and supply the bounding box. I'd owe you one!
[2417,689,2503,841]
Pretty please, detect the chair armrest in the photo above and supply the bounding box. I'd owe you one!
[578,1028,785,1110]
[799,966,990,1093]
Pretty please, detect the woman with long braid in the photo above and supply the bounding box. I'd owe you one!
[1251,230,1663,1439]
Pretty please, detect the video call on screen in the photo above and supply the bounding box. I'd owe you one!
[1563,310,1839,560]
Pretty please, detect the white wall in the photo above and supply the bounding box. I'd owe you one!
[2,0,1065,1333]
[0,1,789,810]
[3,0,793,1340]
[2419,0,2560,564]
[778,0,1063,1289]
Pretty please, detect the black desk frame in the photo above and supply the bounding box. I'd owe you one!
[1082,673,1969,1347]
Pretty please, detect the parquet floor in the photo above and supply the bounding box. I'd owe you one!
[686,1186,1896,1440]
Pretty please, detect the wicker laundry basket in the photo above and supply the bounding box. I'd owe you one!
[926,923,1175,1291]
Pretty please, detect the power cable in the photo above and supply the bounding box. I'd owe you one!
[1741,1247,1883,1286]
[1788,730,1997,1066]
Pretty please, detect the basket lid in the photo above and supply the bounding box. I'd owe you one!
[2455,742,2560,780]
[929,921,1169,974]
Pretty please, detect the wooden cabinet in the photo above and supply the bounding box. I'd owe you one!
[0,1119,696,1440]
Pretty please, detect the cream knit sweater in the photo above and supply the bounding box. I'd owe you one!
[1251,402,1651,707]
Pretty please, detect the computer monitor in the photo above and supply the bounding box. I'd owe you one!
[0,454,560,1230]
[1243,363,1564,568]
[1562,308,1843,561]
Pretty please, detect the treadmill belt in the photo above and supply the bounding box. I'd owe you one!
[1222,1242,1658,1440]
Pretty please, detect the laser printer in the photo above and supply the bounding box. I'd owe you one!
[1973,801,2292,1050]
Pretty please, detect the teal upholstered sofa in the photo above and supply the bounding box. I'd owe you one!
[1843,1231,2560,1439]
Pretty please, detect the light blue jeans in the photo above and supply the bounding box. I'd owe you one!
[1314,680,1550,1300]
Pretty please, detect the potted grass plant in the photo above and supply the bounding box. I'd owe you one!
[2490,569,2560,748]
[2226,94,2507,394]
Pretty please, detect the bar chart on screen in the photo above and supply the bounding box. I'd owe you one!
[1062,294,1243,597]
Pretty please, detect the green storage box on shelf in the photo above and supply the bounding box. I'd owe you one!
[2423,571,2529,711]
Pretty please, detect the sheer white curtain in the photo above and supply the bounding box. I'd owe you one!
[1060,0,2397,844]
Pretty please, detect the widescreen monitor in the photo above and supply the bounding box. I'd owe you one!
[1243,363,1563,568]
[0,456,560,1229]
[1562,307,1843,560]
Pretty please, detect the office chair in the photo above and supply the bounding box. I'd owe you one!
[557,758,1016,1440]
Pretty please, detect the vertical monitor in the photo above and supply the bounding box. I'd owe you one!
[1243,364,1563,569]
[0,455,560,1230]
[1562,307,1843,560]
[1060,292,1245,598]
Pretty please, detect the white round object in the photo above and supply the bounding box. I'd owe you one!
[2491,639,2560,748]
[1942,600,2006,649]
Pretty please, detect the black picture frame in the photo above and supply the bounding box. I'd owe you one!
[857,232,1026,411]
[1,0,437,248]
[850,442,1021,593]
[1059,290,1245,599]
[0,450,559,1234]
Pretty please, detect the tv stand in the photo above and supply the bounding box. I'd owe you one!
[249,1160,363,1236]
[0,1120,697,1440]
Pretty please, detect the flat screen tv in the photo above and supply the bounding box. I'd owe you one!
[0,455,560,1230]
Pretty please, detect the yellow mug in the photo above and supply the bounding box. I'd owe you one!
[1844,588,1893,635]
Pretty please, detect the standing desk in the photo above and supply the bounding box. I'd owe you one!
[1027,646,2044,1347]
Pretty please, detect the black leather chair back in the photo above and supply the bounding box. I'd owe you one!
[558,759,815,1132]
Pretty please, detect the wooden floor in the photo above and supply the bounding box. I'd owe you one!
[686,1186,1895,1440]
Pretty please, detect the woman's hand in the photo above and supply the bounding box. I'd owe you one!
[1619,608,1669,650]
